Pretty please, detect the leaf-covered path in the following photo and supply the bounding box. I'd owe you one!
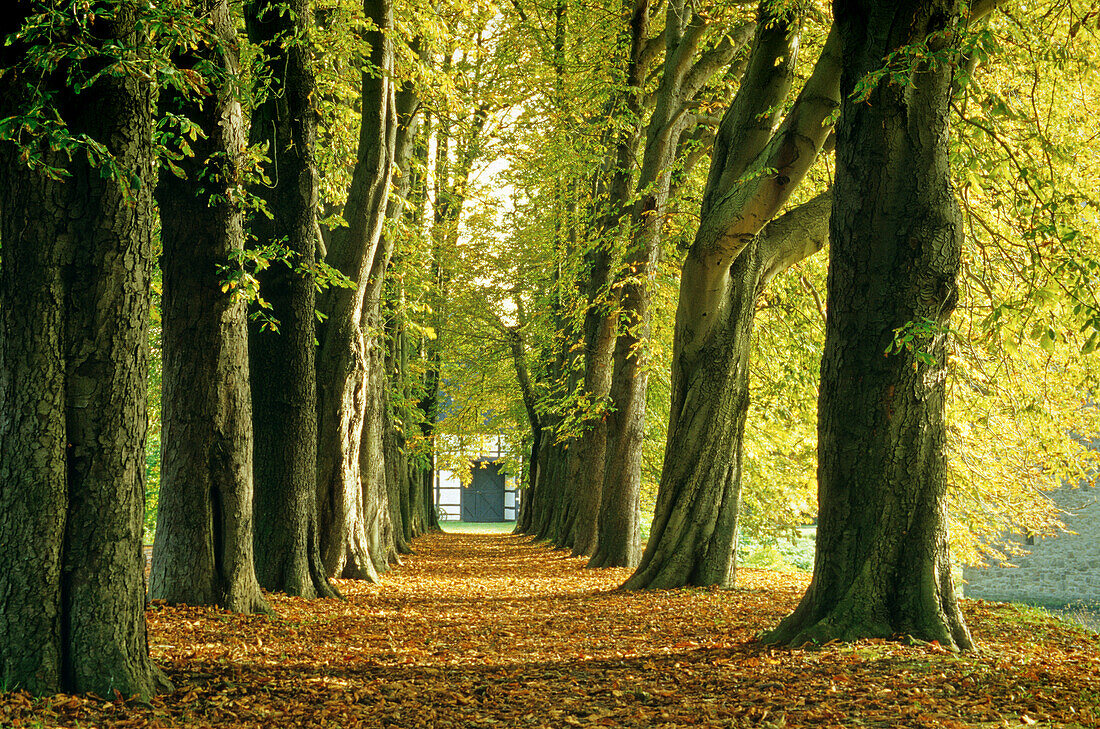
[5,531,1100,727]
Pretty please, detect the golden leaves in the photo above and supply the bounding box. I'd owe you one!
[4,532,1099,727]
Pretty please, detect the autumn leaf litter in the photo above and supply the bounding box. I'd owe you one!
[3,531,1099,727]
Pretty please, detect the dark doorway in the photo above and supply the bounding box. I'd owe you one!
[462,461,505,522]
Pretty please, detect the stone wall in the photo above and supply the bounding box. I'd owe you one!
[963,483,1100,606]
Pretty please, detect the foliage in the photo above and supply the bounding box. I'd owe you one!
[146,291,162,545]
[1,0,213,188]
[945,1,1100,563]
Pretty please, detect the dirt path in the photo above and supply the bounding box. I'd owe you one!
[7,531,1100,727]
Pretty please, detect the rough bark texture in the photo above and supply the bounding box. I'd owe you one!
[0,2,171,697]
[150,0,269,615]
[765,0,972,650]
[624,10,840,589]
[315,0,396,581]
[246,0,338,599]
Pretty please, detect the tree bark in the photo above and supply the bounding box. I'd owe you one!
[0,1,171,696]
[623,9,841,589]
[623,196,831,587]
[765,0,973,650]
[246,0,338,599]
[315,0,396,580]
[363,66,420,559]
[150,0,269,615]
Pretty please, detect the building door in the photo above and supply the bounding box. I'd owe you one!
[462,461,505,522]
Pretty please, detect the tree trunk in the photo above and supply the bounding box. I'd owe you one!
[408,330,442,535]
[622,9,841,589]
[0,2,171,696]
[559,0,652,556]
[246,0,338,599]
[765,0,972,650]
[590,1,754,568]
[624,197,831,587]
[504,324,543,535]
[150,0,269,615]
[315,0,396,580]
[362,67,420,556]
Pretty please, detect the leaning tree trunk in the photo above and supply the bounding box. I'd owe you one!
[623,10,842,589]
[765,0,972,650]
[0,2,171,697]
[150,0,269,615]
[246,0,338,599]
[622,197,830,586]
[586,2,754,566]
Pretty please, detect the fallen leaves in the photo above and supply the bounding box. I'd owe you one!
[3,531,1100,727]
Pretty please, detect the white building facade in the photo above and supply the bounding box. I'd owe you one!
[434,435,520,522]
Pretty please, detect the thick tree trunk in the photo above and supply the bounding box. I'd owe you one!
[590,243,655,568]
[315,0,396,580]
[622,9,841,589]
[765,0,972,650]
[534,439,569,540]
[624,197,831,587]
[150,0,269,615]
[246,0,338,599]
[0,2,170,697]
[563,307,617,554]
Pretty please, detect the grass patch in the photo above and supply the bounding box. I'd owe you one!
[439,520,517,534]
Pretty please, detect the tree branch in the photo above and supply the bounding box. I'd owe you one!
[695,21,840,267]
[681,21,755,102]
[759,189,832,285]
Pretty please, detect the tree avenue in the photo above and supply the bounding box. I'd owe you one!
[4,0,1100,701]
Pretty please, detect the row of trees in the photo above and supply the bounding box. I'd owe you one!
[492,0,1100,649]
[2,0,1099,697]
[0,0,490,695]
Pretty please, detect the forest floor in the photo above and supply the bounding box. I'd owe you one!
[4,531,1100,728]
